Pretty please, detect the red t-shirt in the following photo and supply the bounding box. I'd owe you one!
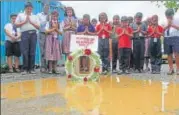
[116,27,133,48]
[147,25,163,38]
[96,23,112,38]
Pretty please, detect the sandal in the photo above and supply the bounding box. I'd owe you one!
[167,69,174,75]
[53,69,61,74]
[9,68,13,73]
[15,68,20,73]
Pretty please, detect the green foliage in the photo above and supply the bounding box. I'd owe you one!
[152,0,179,12]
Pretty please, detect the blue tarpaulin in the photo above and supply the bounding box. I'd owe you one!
[0,1,65,65]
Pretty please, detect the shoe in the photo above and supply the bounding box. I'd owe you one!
[144,67,150,72]
[140,69,145,73]
[134,69,140,73]
[53,70,61,74]
[29,70,36,74]
[40,68,46,73]
[112,69,117,73]
[9,68,13,73]
[14,68,20,73]
[102,70,108,75]
[167,69,174,75]
[124,70,130,74]
[117,70,124,75]
[21,71,28,75]
[155,71,161,74]
[49,70,53,74]
[151,71,156,74]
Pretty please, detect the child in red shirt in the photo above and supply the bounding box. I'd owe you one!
[116,16,133,74]
[147,15,163,74]
[96,12,112,75]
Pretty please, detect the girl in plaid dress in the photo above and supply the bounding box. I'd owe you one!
[45,11,62,74]
[62,7,78,59]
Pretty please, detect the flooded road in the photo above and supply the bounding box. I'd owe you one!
[1,76,179,115]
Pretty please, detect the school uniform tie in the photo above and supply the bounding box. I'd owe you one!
[167,27,170,36]
[13,24,17,36]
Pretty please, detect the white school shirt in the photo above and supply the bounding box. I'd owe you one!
[162,13,179,38]
[15,12,40,32]
[4,23,21,42]
[37,12,48,32]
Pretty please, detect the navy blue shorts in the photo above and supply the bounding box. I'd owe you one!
[164,36,179,55]
[5,41,21,57]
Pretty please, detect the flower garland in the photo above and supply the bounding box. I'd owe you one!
[65,49,102,82]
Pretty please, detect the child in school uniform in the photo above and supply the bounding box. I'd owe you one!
[116,16,133,74]
[96,12,112,75]
[111,15,120,73]
[144,17,152,72]
[148,15,164,74]
[62,7,78,59]
[45,11,62,74]
[76,14,96,72]
[4,13,21,73]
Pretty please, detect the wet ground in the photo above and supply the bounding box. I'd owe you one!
[1,64,179,115]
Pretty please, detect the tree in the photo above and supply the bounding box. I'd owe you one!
[152,0,179,12]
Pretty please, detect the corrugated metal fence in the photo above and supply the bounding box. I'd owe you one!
[0,1,65,65]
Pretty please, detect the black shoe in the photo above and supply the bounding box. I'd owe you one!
[134,69,140,73]
[151,71,156,74]
[155,71,161,74]
[117,70,124,75]
[112,69,117,73]
[167,69,174,75]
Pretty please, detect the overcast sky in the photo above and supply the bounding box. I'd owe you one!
[61,1,166,24]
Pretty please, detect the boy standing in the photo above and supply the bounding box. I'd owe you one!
[4,14,21,72]
[116,16,133,74]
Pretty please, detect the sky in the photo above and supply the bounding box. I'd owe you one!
[61,1,167,24]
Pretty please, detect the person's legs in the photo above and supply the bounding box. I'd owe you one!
[144,38,150,71]
[7,56,13,72]
[139,38,145,71]
[21,32,30,73]
[98,39,105,73]
[5,41,13,72]
[155,38,162,74]
[174,53,179,74]
[103,39,110,73]
[164,37,174,74]
[112,39,118,72]
[48,60,53,73]
[123,48,131,74]
[52,61,60,74]
[39,33,47,72]
[29,32,37,73]
[149,38,156,73]
[144,57,150,71]
[118,48,124,75]
[13,41,21,72]
[133,39,140,72]
[14,57,20,72]
[172,37,179,74]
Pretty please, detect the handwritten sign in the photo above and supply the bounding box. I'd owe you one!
[70,34,98,52]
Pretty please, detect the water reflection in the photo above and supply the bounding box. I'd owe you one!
[1,76,179,114]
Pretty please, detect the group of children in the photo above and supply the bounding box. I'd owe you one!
[5,3,179,75]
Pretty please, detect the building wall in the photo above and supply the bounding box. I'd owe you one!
[0,1,65,65]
